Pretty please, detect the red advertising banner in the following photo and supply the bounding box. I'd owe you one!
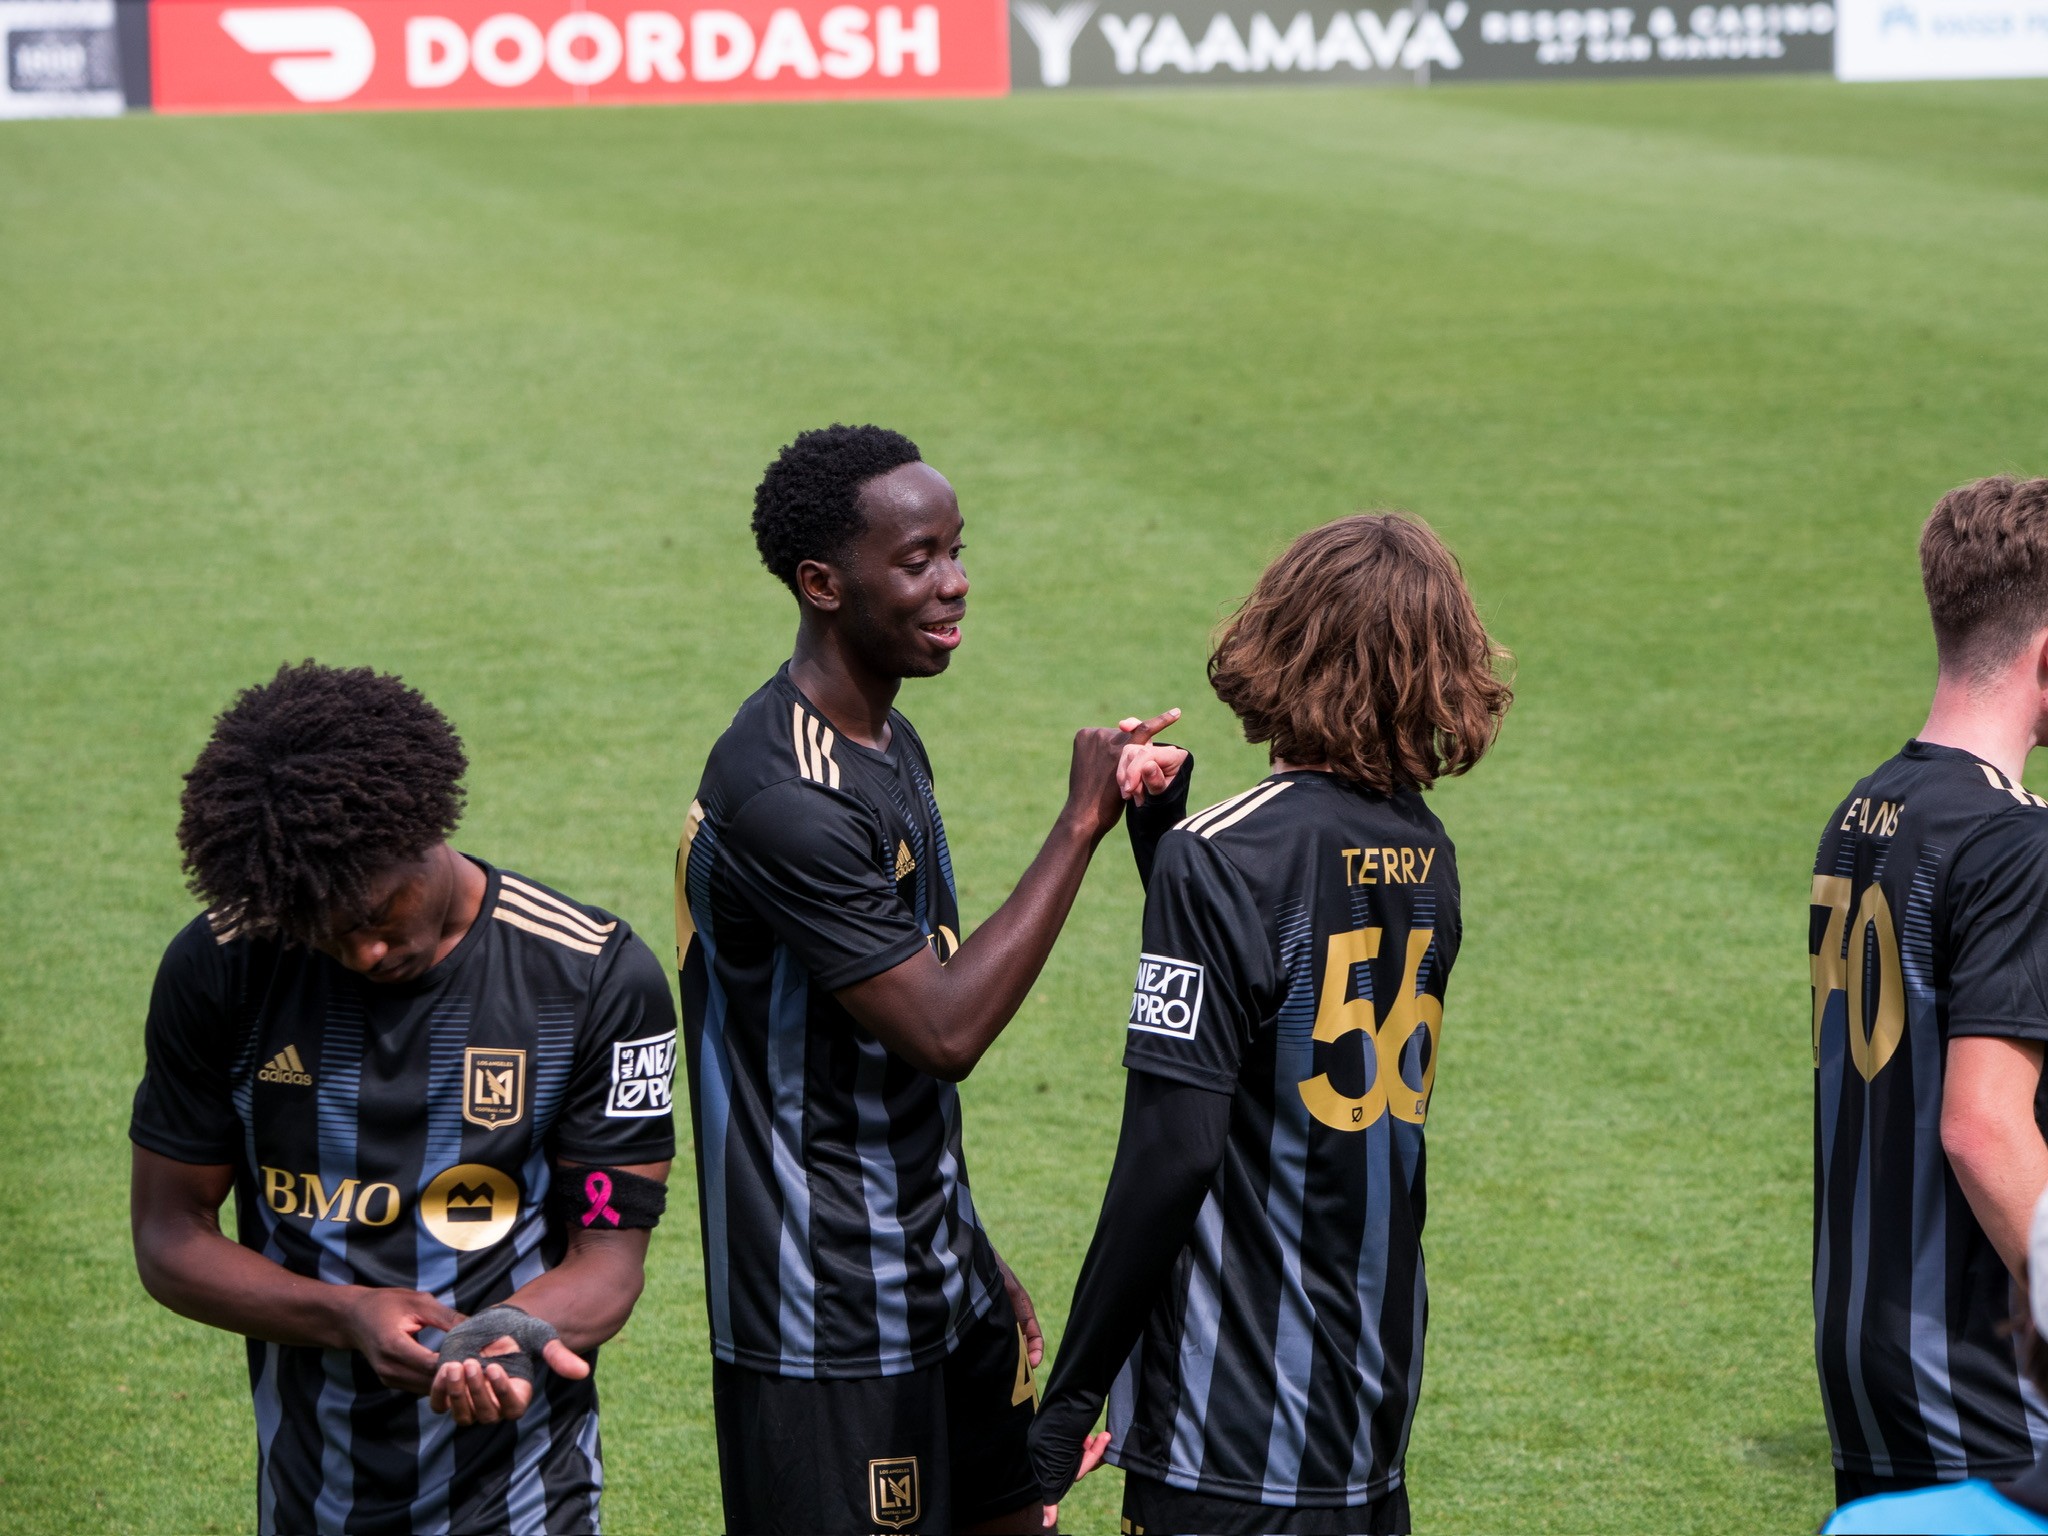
[150,0,1007,110]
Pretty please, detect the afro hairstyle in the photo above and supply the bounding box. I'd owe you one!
[177,661,468,944]
[752,423,922,592]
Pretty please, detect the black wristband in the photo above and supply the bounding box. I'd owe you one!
[552,1165,667,1231]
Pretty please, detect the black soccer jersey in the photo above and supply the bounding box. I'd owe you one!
[129,859,677,1536]
[1105,770,1460,1507]
[677,665,1003,1380]
[1812,740,2048,1481]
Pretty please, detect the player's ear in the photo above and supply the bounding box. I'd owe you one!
[794,558,844,615]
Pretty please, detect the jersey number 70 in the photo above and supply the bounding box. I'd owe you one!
[1810,874,1904,1082]
[1298,926,1442,1132]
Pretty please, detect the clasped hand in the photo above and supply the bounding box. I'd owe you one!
[342,1288,587,1426]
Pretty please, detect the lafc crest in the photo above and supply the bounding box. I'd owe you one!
[868,1456,920,1530]
[462,1048,526,1130]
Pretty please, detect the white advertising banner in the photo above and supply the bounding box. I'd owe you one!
[1836,0,2048,77]
[0,0,125,113]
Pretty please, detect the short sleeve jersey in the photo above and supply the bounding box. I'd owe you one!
[677,665,1001,1380]
[128,859,677,1536]
[1812,740,2048,1481]
[1105,771,1461,1507]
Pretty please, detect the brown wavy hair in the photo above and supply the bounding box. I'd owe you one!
[1208,513,1513,794]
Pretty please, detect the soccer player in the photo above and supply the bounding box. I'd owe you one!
[1812,476,2048,1504]
[1031,513,1514,1536]
[129,662,676,1535]
[677,424,1172,1534]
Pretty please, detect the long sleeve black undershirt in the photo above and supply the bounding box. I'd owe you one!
[1028,1068,1233,1505]
[1125,751,1193,887]
[1028,749,1210,1503]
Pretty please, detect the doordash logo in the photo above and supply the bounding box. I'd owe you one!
[150,0,1009,110]
[216,7,374,99]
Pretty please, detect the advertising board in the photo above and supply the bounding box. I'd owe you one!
[1834,0,2048,78]
[0,0,138,113]
[1008,0,1831,83]
[150,0,1008,110]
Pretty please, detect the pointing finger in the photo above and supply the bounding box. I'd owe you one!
[1123,708,1182,746]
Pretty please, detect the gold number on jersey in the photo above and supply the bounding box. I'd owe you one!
[1297,925,1443,1133]
[1810,874,1905,1082]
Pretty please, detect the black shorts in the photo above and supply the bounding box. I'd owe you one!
[713,1297,1041,1534]
[1121,1473,1411,1536]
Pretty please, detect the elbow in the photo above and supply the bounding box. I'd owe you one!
[132,1231,177,1309]
[923,1041,977,1083]
[1941,1103,1996,1187]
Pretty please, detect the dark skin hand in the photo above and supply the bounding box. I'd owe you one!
[790,459,1180,1083]
[132,1148,667,1419]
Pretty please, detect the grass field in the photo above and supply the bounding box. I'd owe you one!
[4,72,2047,1534]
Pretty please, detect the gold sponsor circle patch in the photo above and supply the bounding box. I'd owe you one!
[418,1163,519,1251]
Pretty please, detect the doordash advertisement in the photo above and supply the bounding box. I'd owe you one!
[149,0,1008,110]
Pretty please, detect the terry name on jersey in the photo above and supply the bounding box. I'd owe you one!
[1340,845,1439,885]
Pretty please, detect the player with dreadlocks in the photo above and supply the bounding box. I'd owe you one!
[129,662,676,1536]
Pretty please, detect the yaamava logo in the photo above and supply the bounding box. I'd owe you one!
[218,6,376,100]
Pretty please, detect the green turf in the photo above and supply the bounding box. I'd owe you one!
[4,73,2044,1533]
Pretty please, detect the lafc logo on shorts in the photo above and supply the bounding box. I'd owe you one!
[257,1044,313,1086]
[867,1456,920,1530]
[462,1047,525,1130]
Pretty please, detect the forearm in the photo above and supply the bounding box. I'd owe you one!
[1126,755,1193,889]
[1031,1074,1230,1501]
[499,1230,651,1354]
[1941,1035,2048,1276]
[844,812,1105,1080]
[136,1213,360,1349]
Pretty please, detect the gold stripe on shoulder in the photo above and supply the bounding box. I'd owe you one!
[792,701,816,782]
[1978,762,2041,808]
[675,799,704,963]
[1200,779,1294,839]
[498,875,616,939]
[492,906,605,955]
[1177,784,1263,836]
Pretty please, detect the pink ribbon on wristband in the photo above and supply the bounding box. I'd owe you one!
[582,1170,621,1228]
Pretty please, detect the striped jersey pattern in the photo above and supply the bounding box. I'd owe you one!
[130,861,678,1535]
[678,665,1001,1379]
[1812,740,2048,1480]
[1109,772,1460,1507]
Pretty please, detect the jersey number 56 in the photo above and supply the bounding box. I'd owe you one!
[1298,926,1442,1132]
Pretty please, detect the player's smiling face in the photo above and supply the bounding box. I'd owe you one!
[310,851,451,983]
[838,461,969,680]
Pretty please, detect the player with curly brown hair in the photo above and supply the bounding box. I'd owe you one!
[130,661,676,1535]
[1032,512,1513,1536]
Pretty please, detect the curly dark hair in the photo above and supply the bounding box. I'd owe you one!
[752,424,922,592]
[177,661,468,944]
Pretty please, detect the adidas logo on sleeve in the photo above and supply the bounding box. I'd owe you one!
[258,1044,314,1087]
